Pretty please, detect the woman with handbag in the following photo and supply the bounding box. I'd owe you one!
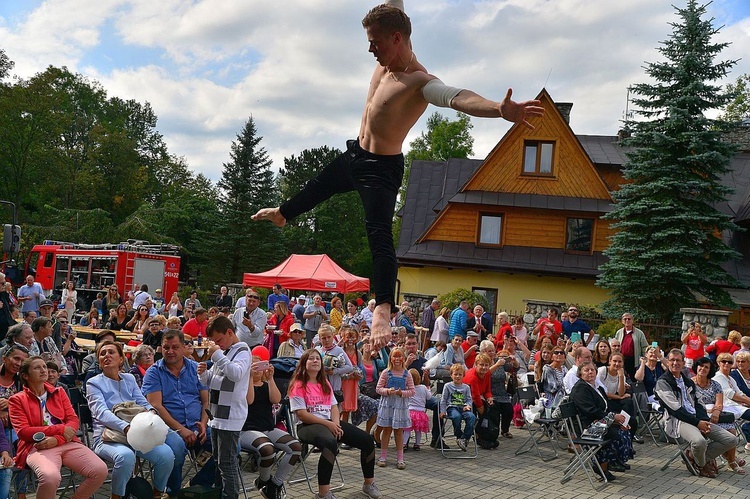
[692,356,746,474]
[87,341,174,499]
[9,356,108,498]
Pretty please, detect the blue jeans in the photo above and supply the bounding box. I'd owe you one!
[211,428,241,499]
[164,429,216,493]
[94,439,175,496]
[0,468,11,499]
[446,406,476,440]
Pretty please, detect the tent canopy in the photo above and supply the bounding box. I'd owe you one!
[243,254,370,293]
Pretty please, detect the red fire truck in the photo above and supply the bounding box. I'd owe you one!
[22,240,182,309]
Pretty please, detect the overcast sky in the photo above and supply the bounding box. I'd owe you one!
[1,0,749,182]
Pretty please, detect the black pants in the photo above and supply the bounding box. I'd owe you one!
[297,421,375,486]
[280,140,404,307]
[489,401,514,434]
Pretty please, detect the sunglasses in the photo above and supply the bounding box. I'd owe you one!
[248,296,260,300]
[720,360,734,364]
[553,351,565,355]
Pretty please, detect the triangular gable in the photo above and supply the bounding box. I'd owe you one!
[461,89,613,201]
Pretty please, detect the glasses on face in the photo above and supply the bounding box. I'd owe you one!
[553,351,565,355]
[720,360,733,364]
[58,320,68,324]
[248,295,260,300]
[623,318,633,321]
[568,309,577,313]
[737,360,747,364]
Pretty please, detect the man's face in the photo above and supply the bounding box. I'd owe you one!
[567,307,578,319]
[467,335,478,345]
[25,276,33,286]
[577,349,592,365]
[314,296,323,307]
[24,311,36,324]
[274,286,281,295]
[196,312,207,324]
[161,337,185,366]
[548,309,557,320]
[610,341,621,353]
[404,338,418,354]
[19,328,34,348]
[667,354,684,377]
[366,26,397,67]
[622,314,633,327]
[220,286,227,296]
[39,305,53,317]
[432,302,440,310]
[209,330,232,350]
[473,306,483,318]
[246,292,260,311]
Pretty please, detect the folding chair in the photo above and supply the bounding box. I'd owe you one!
[631,381,665,446]
[283,399,344,494]
[437,408,478,459]
[558,402,611,491]
[660,433,698,476]
[514,385,559,461]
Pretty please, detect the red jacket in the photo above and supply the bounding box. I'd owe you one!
[464,368,492,411]
[9,383,80,468]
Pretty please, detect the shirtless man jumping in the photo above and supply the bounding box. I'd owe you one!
[253,1,544,350]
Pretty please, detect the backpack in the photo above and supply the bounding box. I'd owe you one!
[475,412,499,447]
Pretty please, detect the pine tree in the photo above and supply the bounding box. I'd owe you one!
[211,117,283,284]
[597,0,742,320]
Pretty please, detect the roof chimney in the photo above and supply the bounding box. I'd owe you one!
[555,102,573,124]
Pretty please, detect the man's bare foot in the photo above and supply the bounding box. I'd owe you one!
[370,303,392,349]
[252,207,287,227]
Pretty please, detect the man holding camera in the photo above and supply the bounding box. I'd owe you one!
[232,292,267,348]
[303,294,328,347]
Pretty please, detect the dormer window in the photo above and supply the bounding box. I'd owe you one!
[522,140,555,176]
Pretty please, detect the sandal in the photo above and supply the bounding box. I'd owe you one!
[501,432,513,439]
[737,458,747,467]
[396,460,406,470]
[412,444,420,451]
[376,458,386,467]
[729,461,746,474]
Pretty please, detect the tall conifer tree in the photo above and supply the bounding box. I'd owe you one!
[598,0,741,319]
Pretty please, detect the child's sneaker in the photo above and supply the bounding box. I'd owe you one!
[396,460,406,470]
[362,482,382,498]
[456,438,467,451]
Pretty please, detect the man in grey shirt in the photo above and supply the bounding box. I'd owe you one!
[303,295,328,347]
[231,291,267,348]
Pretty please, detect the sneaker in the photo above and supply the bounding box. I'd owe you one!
[254,478,269,491]
[260,481,281,499]
[396,460,406,470]
[362,482,382,498]
[313,492,337,499]
[456,438,467,451]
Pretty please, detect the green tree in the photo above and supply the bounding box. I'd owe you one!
[208,117,283,284]
[597,0,741,320]
[720,73,750,122]
[278,146,371,277]
[437,288,488,312]
[394,112,474,241]
[0,48,13,80]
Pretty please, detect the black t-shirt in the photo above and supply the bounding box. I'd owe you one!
[243,382,275,432]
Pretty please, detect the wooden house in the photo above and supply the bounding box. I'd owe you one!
[395,89,750,318]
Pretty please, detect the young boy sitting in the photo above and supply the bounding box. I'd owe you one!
[439,363,476,451]
[198,316,252,499]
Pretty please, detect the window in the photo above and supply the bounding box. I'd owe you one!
[472,287,498,317]
[566,218,594,253]
[478,214,503,246]
[522,141,555,175]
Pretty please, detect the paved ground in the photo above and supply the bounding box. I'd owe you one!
[33,426,750,499]
[277,427,750,499]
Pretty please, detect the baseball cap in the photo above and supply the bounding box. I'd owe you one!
[298,294,306,301]
[39,299,54,308]
[290,323,304,332]
[155,288,162,293]
[467,331,480,338]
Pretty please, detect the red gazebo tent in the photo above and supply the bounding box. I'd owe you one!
[242,254,370,293]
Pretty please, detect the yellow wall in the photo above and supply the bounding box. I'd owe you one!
[397,266,611,311]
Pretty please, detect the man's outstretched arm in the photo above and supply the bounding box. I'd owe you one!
[451,88,544,129]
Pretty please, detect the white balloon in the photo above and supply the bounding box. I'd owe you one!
[126,412,168,453]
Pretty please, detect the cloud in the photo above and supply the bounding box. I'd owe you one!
[1,0,749,180]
